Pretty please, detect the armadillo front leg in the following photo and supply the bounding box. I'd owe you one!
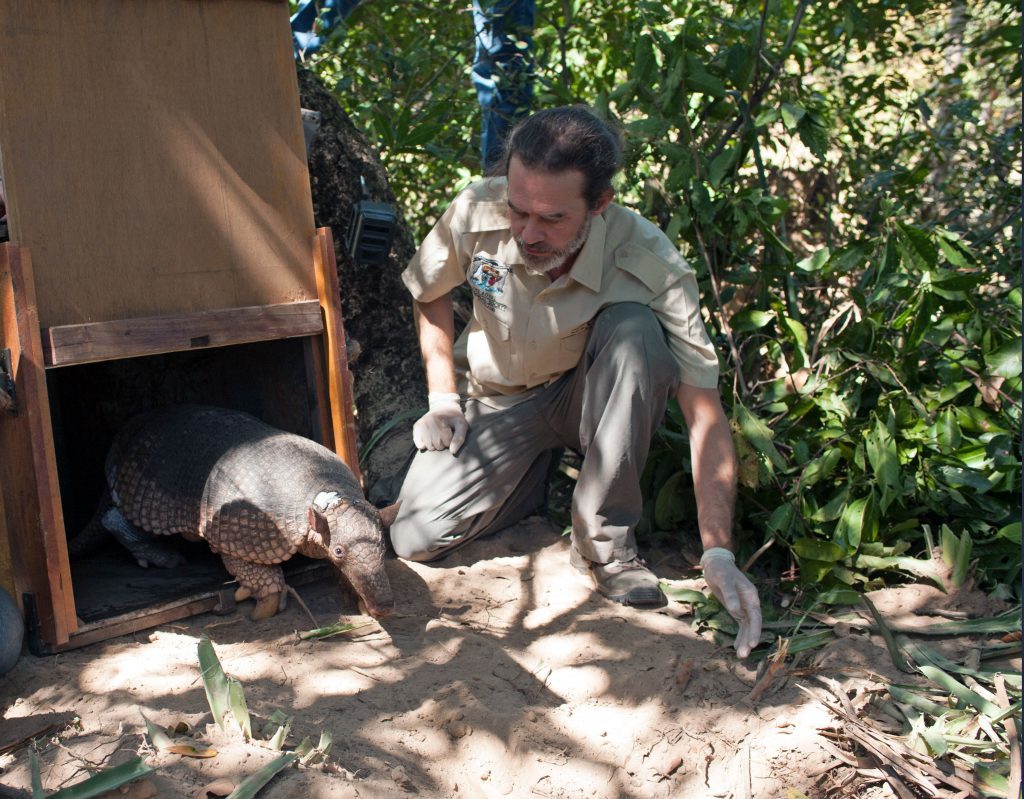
[221,555,288,620]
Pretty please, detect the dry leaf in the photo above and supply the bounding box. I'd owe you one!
[166,743,218,758]
[193,778,235,798]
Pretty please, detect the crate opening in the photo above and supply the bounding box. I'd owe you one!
[47,337,331,625]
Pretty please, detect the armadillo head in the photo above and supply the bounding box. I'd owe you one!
[309,494,395,619]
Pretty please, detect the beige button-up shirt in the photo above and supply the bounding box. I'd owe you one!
[402,177,720,403]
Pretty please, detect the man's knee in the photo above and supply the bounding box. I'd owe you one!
[389,512,450,562]
[589,303,676,381]
[592,303,662,346]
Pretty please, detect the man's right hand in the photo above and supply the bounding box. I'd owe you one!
[412,392,469,454]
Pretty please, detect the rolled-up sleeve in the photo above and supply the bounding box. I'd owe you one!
[650,265,720,389]
[402,197,470,303]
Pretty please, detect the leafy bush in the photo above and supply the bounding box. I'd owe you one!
[306,0,1022,596]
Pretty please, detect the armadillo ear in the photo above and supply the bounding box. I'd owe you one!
[376,501,401,530]
[308,505,332,539]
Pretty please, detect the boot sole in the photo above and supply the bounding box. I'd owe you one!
[601,586,665,607]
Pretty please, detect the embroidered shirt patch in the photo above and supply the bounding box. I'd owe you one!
[469,255,510,295]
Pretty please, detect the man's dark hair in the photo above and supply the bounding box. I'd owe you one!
[495,106,623,208]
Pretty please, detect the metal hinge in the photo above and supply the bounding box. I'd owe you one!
[0,348,15,415]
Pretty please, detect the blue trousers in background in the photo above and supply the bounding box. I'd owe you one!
[290,0,362,57]
[472,0,536,171]
[291,0,536,172]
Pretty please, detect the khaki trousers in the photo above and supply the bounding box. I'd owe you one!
[390,302,679,564]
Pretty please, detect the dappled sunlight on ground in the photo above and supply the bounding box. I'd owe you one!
[2,516,976,798]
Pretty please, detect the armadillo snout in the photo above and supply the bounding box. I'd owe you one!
[333,534,394,619]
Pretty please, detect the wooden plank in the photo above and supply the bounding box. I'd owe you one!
[0,245,75,645]
[0,484,13,598]
[43,301,324,367]
[38,562,332,654]
[0,0,315,328]
[312,228,362,485]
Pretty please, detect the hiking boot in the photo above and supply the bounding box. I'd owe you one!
[571,548,664,606]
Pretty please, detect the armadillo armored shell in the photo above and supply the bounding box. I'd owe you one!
[105,404,362,565]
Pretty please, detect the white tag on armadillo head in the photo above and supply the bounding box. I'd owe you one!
[313,491,341,512]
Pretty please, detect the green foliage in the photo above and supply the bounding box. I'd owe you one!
[308,1,1021,596]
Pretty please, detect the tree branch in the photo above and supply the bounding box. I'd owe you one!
[711,0,814,161]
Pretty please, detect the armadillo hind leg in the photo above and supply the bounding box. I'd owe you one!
[101,507,185,569]
[221,555,288,621]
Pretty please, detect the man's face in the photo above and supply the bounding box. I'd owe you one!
[506,155,611,276]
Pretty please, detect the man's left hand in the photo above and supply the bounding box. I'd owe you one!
[701,548,762,658]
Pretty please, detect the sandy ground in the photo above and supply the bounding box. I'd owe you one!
[0,518,1011,799]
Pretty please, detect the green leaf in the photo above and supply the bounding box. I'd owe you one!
[792,538,846,563]
[683,53,726,97]
[29,748,43,799]
[865,418,900,512]
[897,223,939,269]
[708,147,736,189]
[940,525,973,588]
[767,503,796,534]
[834,495,876,551]
[730,308,775,331]
[225,753,298,799]
[140,711,174,751]
[800,449,842,488]
[797,558,833,583]
[808,487,850,523]
[937,466,994,493]
[734,403,787,472]
[634,34,657,85]
[660,583,710,604]
[935,236,972,268]
[198,635,230,730]
[47,757,155,799]
[997,523,1022,544]
[861,595,913,673]
[796,248,830,272]
[916,665,1003,719]
[986,337,1022,378]
[888,684,953,717]
[813,587,861,606]
[724,43,754,89]
[973,764,1009,797]
[780,102,806,129]
[262,710,293,750]
[654,470,692,529]
[298,619,374,641]
[779,315,809,368]
[932,408,962,451]
[228,677,252,741]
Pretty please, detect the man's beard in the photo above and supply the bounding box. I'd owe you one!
[516,215,592,277]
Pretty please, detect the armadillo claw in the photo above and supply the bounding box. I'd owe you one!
[250,592,283,621]
[234,586,253,602]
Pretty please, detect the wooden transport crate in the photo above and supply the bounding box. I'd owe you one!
[0,0,361,652]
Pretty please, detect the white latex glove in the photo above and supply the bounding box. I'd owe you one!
[412,392,469,454]
[701,547,762,658]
